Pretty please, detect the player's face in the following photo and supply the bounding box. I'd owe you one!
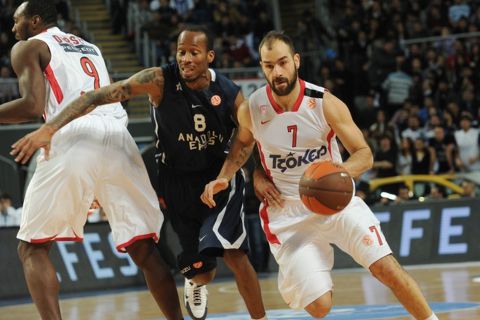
[176,31,214,83]
[12,3,32,41]
[260,40,300,96]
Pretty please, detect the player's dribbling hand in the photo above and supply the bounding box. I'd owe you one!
[253,169,284,208]
[10,124,55,164]
[201,178,229,208]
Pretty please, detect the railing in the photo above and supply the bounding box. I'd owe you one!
[110,67,262,82]
[401,31,480,46]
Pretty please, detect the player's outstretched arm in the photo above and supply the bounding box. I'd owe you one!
[201,100,255,208]
[46,67,164,133]
[10,67,164,164]
[323,91,373,178]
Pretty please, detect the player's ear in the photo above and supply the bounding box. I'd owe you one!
[207,50,215,64]
[294,53,300,70]
[31,14,42,29]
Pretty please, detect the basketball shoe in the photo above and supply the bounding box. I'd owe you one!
[184,278,208,320]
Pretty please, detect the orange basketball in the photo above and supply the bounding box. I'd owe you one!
[299,161,354,215]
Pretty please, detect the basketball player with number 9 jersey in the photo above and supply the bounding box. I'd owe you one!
[17,26,155,251]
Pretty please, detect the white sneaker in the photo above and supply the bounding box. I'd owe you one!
[184,278,208,320]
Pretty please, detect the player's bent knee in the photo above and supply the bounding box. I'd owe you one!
[370,254,403,286]
[17,240,50,263]
[125,238,155,268]
[305,291,333,319]
[178,252,217,280]
[223,249,248,271]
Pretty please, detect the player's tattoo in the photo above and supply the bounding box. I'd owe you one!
[136,69,156,84]
[231,144,254,168]
[47,82,132,131]
[103,83,132,102]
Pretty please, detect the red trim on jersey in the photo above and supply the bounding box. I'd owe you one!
[256,142,273,179]
[44,64,64,104]
[31,235,83,243]
[326,127,335,157]
[266,79,305,114]
[255,142,280,244]
[259,203,280,244]
[116,232,159,252]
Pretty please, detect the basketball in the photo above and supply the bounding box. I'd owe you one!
[299,161,354,215]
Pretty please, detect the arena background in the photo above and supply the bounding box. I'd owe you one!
[1,0,480,318]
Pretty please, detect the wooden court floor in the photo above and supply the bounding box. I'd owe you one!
[1,262,479,319]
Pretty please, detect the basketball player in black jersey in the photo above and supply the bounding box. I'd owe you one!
[11,25,267,320]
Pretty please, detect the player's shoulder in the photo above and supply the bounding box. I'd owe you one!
[249,85,267,102]
[160,61,180,84]
[209,68,240,98]
[11,39,48,58]
[210,68,238,87]
[303,80,326,99]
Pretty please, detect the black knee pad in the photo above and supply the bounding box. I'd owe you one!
[177,252,217,279]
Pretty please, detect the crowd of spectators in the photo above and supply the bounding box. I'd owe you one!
[1,0,479,204]
[124,0,273,68]
[0,0,75,103]
[314,0,480,202]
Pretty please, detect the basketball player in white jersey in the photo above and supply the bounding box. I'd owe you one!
[0,1,182,319]
[200,31,439,319]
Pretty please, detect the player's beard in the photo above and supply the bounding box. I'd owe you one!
[268,69,298,96]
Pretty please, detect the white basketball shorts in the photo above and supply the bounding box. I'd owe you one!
[17,113,163,252]
[259,196,392,309]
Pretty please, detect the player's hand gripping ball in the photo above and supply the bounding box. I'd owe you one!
[299,161,354,215]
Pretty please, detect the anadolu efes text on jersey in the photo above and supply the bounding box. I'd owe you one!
[270,147,328,173]
[250,80,343,199]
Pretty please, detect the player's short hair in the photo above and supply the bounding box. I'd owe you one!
[180,25,214,51]
[23,0,58,25]
[258,30,296,60]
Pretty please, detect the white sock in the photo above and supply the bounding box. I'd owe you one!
[251,316,267,320]
[425,314,438,320]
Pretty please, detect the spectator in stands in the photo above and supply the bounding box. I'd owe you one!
[0,32,12,63]
[411,138,434,174]
[170,0,194,19]
[373,134,397,178]
[449,0,471,26]
[425,185,446,201]
[397,137,413,175]
[395,184,412,203]
[424,113,443,139]
[0,65,19,103]
[454,112,480,172]
[429,126,456,174]
[461,180,477,197]
[382,56,413,117]
[368,38,397,90]
[443,110,458,133]
[401,114,425,142]
[0,192,20,227]
[87,199,107,223]
[369,109,395,142]
[434,78,453,111]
